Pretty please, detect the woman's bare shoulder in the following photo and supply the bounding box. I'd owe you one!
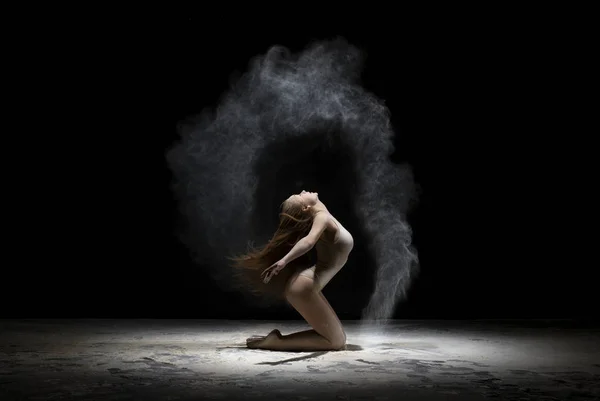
[312,211,337,234]
[322,212,340,231]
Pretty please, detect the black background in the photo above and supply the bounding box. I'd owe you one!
[5,14,591,320]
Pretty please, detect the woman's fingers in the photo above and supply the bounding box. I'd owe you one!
[262,269,270,283]
[261,263,281,283]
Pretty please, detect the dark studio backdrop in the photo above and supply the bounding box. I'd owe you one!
[5,15,591,320]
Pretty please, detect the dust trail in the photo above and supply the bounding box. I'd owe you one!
[167,38,419,318]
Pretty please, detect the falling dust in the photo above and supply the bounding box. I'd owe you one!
[167,37,419,322]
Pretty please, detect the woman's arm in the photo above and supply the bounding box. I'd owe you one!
[281,213,329,264]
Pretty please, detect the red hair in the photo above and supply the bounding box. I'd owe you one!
[230,198,314,299]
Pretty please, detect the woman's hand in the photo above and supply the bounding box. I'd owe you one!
[261,260,287,283]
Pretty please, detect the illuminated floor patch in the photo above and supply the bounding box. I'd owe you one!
[0,319,598,400]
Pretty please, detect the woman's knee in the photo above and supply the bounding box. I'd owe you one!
[321,321,346,350]
[329,331,346,350]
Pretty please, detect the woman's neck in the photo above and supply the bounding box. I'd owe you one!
[310,201,328,215]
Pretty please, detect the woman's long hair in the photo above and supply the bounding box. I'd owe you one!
[230,198,314,299]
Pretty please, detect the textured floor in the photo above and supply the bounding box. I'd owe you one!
[1,319,599,400]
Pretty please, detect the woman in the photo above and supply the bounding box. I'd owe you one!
[231,190,354,351]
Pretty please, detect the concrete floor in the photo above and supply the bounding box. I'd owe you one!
[0,319,599,400]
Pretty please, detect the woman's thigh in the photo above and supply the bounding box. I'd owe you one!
[284,274,346,346]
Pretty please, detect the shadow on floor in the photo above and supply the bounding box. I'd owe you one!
[217,343,363,365]
[257,351,329,365]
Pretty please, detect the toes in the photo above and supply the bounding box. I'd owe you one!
[247,330,281,348]
[246,338,262,347]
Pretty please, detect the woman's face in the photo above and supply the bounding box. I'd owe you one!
[287,190,319,207]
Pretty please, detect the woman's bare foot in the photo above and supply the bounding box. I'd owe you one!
[246,329,282,349]
[245,335,265,347]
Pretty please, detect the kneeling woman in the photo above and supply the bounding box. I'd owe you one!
[231,190,354,351]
